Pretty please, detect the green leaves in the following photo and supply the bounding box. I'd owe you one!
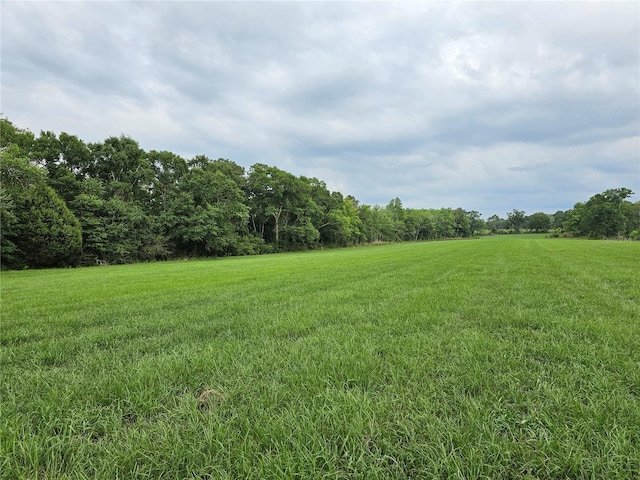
[2,115,638,269]
[527,212,552,233]
[507,209,526,233]
[1,151,82,268]
[10,182,82,268]
[563,188,637,238]
[164,160,250,256]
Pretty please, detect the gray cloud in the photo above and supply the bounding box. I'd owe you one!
[1,1,638,217]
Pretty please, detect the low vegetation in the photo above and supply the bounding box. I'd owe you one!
[2,235,639,479]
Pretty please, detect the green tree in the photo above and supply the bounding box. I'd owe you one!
[279,175,321,250]
[246,164,286,245]
[551,210,567,230]
[358,204,395,243]
[190,156,246,190]
[453,208,471,237]
[404,209,433,241]
[339,195,365,245]
[165,161,250,256]
[0,117,35,153]
[562,203,584,237]
[626,201,640,236]
[527,212,551,232]
[69,178,162,264]
[58,132,93,175]
[101,198,150,263]
[148,150,189,214]
[0,186,18,265]
[486,214,508,233]
[386,197,406,241]
[246,164,321,249]
[580,188,634,238]
[17,183,82,267]
[428,209,455,240]
[87,136,153,203]
[30,130,86,204]
[465,210,485,236]
[507,209,526,233]
[69,181,110,262]
[1,151,81,268]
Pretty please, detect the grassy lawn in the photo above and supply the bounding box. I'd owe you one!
[1,235,639,479]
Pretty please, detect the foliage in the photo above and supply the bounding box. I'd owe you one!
[563,188,636,238]
[1,149,82,268]
[527,212,552,232]
[0,186,18,263]
[15,182,83,268]
[1,116,637,268]
[507,209,526,233]
[165,159,250,256]
[486,214,508,233]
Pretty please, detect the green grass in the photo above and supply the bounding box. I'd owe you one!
[1,235,639,479]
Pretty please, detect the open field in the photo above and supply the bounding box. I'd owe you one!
[1,235,639,479]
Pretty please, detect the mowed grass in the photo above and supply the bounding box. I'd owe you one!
[1,235,639,479]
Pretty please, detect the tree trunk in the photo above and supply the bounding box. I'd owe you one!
[272,205,283,245]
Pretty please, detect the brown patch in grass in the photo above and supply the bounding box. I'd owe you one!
[196,388,225,411]
[122,412,137,426]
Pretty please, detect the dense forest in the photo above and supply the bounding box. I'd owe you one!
[1,117,638,269]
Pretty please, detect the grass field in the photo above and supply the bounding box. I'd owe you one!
[1,235,639,479]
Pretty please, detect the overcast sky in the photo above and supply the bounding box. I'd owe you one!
[2,1,639,217]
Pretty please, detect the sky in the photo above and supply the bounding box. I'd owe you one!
[2,1,639,218]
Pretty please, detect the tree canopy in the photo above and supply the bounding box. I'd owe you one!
[1,116,637,269]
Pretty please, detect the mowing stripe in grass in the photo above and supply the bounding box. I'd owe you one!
[1,236,639,479]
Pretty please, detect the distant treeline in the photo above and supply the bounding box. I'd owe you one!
[1,117,638,268]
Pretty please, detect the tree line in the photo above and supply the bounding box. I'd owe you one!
[486,188,639,240]
[1,117,638,269]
